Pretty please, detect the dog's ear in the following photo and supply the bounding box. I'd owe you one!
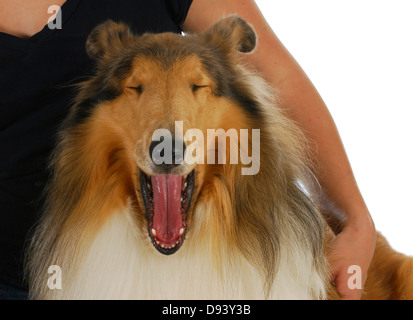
[86,20,134,61]
[202,15,257,53]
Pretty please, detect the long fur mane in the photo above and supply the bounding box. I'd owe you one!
[26,17,332,300]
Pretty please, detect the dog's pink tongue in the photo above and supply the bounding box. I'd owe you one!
[151,175,182,243]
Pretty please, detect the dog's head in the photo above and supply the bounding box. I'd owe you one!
[66,16,262,255]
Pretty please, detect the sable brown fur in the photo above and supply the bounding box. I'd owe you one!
[25,16,413,300]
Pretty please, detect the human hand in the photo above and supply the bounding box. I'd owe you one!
[328,219,376,300]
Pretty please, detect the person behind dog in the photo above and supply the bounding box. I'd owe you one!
[0,0,375,300]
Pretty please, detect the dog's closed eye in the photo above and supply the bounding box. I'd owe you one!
[191,84,208,93]
[128,85,143,94]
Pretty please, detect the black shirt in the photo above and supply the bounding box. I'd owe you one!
[0,0,193,285]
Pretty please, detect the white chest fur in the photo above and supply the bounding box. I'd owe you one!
[45,208,326,300]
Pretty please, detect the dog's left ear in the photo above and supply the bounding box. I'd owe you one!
[201,15,257,53]
[86,20,134,61]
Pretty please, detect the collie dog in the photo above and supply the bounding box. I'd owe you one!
[26,16,413,299]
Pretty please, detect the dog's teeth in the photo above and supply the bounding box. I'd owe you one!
[176,240,180,245]
[180,197,183,202]
[161,244,165,248]
[151,229,156,236]
[156,240,160,245]
[179,228,184,235]
[172,244,175,248]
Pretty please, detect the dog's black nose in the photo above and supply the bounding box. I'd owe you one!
[149,138,186,169]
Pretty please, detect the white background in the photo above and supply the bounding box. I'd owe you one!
[255,0,413,255]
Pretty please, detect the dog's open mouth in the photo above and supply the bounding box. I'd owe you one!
[140,170,195,255]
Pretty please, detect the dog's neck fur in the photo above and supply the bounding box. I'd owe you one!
[43,202,327,300]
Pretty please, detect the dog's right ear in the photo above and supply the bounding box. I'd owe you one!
[86,20,134,61]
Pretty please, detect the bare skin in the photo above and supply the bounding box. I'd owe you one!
[0,0,376,300]
[0,0,66,38]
